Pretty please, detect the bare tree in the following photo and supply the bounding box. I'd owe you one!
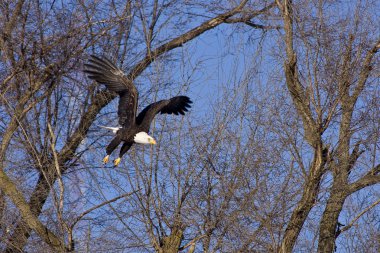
[275,0,380,252]
[2,0,379,252]
[0,0,275,252]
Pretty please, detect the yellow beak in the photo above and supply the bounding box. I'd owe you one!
[149,139,157,145]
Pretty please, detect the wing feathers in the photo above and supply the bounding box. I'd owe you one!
[160,96,192,115]
[84,55,138,127]
[136,96,192,128]
[87,55,119,72]
[84,55,131,93]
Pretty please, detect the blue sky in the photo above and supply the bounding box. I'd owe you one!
[22,1,380,251]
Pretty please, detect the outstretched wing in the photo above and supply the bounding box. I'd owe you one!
[84,55,138,127]
[136,96,192,129]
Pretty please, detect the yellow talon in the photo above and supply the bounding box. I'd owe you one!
[103,155,110,164]
[114,157,121,166]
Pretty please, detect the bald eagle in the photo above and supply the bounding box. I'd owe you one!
[84,55,192,166]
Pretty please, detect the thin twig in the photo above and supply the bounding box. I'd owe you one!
[70,189,140,229]
[47,123,68,236]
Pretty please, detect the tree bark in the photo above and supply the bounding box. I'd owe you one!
[160,225,184,253]
[317,178,347,253]
[279,145,327,253]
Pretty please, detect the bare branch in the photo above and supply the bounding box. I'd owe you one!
[351,37,380,103]
[127,0,250,79]
[70,190,140,229]
[339,198,380,235]
[47,123,68,234]
[279,0,318,146]
[349,164,380,193]
[224,2,280,30]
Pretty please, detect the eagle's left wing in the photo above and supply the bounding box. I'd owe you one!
[136,96,192,129]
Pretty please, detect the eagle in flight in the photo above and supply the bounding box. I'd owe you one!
[84,55,192,166]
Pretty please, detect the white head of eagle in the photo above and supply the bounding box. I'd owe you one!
[134,132,157,145]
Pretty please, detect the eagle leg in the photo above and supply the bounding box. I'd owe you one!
[113,142,133,167]
[104,136,122,164]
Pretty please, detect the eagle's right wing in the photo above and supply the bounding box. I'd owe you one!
[84,55,138,127]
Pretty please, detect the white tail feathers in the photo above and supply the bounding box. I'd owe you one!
[98,125,121,134]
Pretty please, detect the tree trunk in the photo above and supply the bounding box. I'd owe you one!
[279,172,321,253]
[160,226,183,253]
[317,176,348,253]
[279,146,327,253]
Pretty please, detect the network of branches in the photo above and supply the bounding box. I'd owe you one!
[0,0,379,252]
